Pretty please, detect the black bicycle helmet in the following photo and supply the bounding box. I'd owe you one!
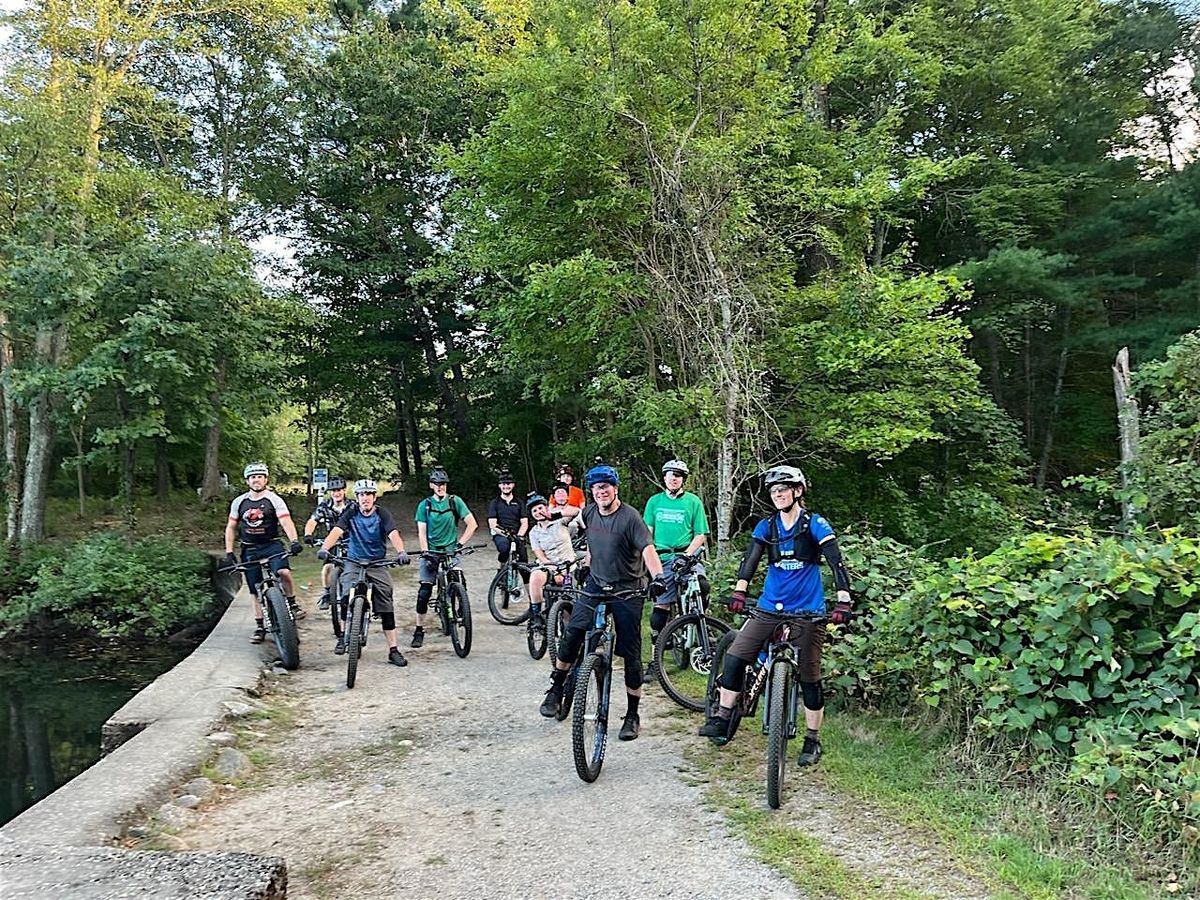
[428,467,449,485]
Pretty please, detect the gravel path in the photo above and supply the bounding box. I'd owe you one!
[171,533,801,899]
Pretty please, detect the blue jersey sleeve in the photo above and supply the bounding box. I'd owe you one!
[809,513,835,543]
[751,518,771,543]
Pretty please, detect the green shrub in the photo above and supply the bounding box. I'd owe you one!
[0,531,216,640]
[830,528,1200,842]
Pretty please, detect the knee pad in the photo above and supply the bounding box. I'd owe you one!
[416,582,433,614]
[624,656,643,691]
[719,653,751,692]
[801,680,824,711]
[556,625,585,667]
[380,612,396,631]
[649,606,670,635]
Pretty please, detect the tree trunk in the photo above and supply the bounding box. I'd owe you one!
[1023,324,1034,448]
[72,418,87,519]
[392,369,411,478]
[155,437,170,500]
[1036,308,1071,489]
[1113,347,1140,525]
[405,379,423,474]
[200,360,227,501]
[114,390,136,531]
[0,311,22,543]
[18,323,66,545]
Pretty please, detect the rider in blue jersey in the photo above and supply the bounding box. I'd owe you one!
[698,465,853,766]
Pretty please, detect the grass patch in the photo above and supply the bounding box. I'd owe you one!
[819,710,1187,899]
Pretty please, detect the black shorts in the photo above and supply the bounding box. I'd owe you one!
[728,615,823,682]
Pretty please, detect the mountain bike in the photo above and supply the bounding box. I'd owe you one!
[487,532,531,625]
[653,551,729,712]
[340,556,406,689]
[571,585,646,783]
[527,559,578,660]
[421,546,483,658]
[705,608,827,809]
[221,549,300,670]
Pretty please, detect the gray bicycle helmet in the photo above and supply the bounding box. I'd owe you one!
[763,465,807,491]
[353,478,378,495]
[243,461,269,479]
[327,475,347,490]
[662,459,690,477]
[527,492,549,512]
[428,467,449,485]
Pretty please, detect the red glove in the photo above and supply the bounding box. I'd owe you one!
[728,590,748,614]
[831,599,853,625]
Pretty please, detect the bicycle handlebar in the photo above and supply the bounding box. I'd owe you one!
[740,606,829,625]
[218,550,292,574]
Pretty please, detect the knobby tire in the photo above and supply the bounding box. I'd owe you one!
[487,565,530,625]
[266,586,299,671]
[571,652,609,783]
[766,662,791,809]
[448,582,472,658]
[527,611,548,660]
[345,592,364,689]
[546,596,573,667]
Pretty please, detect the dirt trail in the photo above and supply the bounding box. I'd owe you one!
[162,498,997,899]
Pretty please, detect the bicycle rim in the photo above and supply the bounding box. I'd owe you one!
[571,653,609,783]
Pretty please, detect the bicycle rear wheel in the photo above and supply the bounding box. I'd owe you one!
[766,662,792,809]
[546,596,573,666]
[527,610,548,660]
[487,564,531,625]
[266,586,300,670]
[448,582,472,658]
[571,652,610,783]
[655,613,730,712]
[345,592,365,689]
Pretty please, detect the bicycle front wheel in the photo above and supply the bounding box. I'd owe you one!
[527,610,548,660]
[266,586,300,671]
[655,613,730,713]
[448,582,472,658]
[345,592,364,689]
[766,662,792,809]
[571,653,610,783]
[487,565,530,625]
[546,596,574,667]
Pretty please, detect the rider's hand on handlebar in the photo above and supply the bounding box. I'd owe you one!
[304,535,318,546]
[728,590,748,614]
[290,540,303,556]
[455,541,464,552]
[316,548,329,562]
[647,574,669,600]
[831,592,853,626]
[395,551,411,566]
[222,552,236,569]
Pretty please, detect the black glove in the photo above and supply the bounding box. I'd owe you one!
[222,552,236,570]
[831,599,854,626]
[316,549,329,562]
[290,540,303,556]
[455,541,464,552]
[550,510,563,520]
[728,590,748,614]
[395,551,411,566]
[304,535,319,546]
[648,574,669,600]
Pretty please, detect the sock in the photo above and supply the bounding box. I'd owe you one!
[806,728,819,741]
[530,602,542,614]
[717,705,733,720]
[414,625,424,633]
[627,694,641,717]
[551,667,568,687]
[255,617,264,627]
[287,595,296,603]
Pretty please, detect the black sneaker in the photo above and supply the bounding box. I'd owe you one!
[333,636,346,655]
[797,736,822,767]
[388,648,408,667]
[642,660,659,685]
[539,684,563,718]
[318,590,331,611]
[249,626,266,644]
[410,628,425,649]
[289,600,307,621]
[618,712,640,741]
[698,715,731,745]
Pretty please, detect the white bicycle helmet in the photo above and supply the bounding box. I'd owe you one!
[353,478,378,495]
[662,459,690,477]
[243,461,269,479]
[763,465,807,491]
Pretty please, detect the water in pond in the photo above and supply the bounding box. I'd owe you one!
[0,642,189,828]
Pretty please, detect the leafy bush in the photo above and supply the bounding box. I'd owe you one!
[830,528,1200,840]
[0,532,216,640]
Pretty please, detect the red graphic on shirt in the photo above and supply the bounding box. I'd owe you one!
[244,507,265,530]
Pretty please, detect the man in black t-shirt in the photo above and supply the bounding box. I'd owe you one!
[486,470,528,571]
[538,464,667,741]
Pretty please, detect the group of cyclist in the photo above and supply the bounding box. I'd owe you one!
[224,455,854,767]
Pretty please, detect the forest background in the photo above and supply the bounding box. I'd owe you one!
[1,0,1199,887]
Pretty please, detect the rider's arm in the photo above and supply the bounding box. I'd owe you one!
[416,520,429,553]
[459,513,478,545]
[734,538,767,592]
[304,515,319,538]
[320,526,344,554]
[685,534,707,555]
[642,544,664,579]
[553,504,580,523]
[487,516,500,536]
[224,518,237,555]
[819,535,852,599]
[388,529,406,553]
[517,514,529,538]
